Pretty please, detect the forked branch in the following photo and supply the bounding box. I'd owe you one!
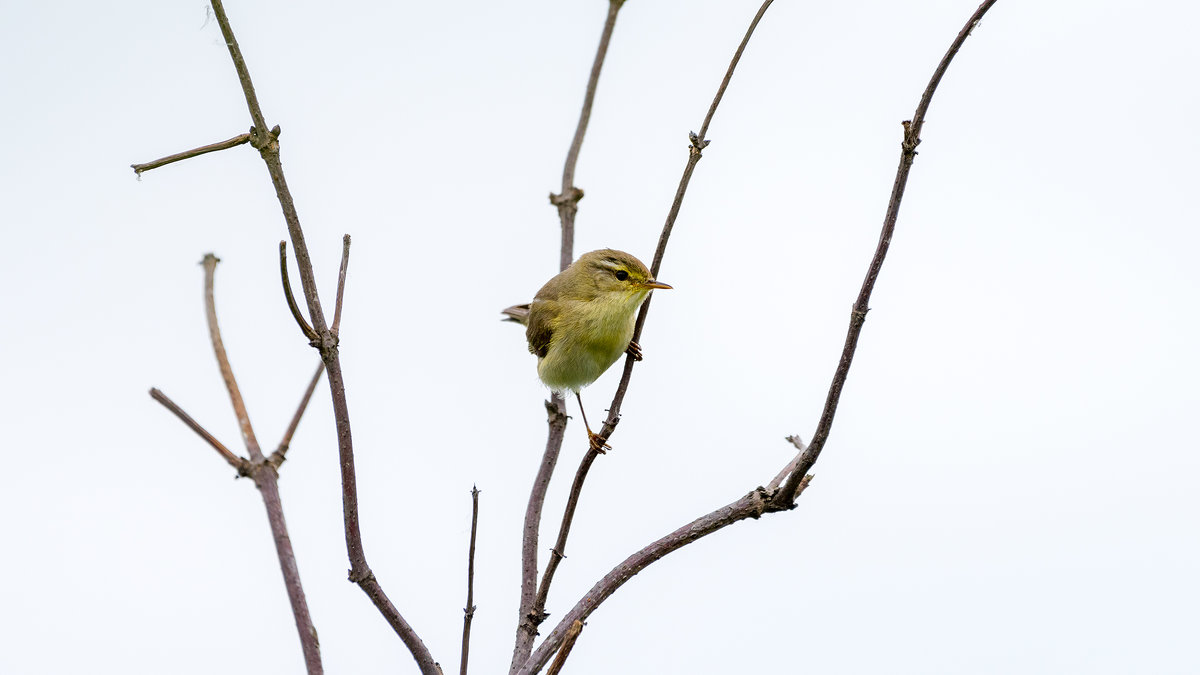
[516,1,1001,671]
[204,0,439,671]
[773,0,1000,507]
[512,1,627,670]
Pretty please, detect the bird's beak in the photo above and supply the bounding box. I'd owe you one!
[640,280,672,290]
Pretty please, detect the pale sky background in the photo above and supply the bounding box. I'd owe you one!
[2,1,1198,673]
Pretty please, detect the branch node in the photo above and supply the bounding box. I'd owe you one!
[549,187,585,207]
[347,567,376,585]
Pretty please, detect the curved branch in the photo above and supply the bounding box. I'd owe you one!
[516,490,773,675]
[773,0,1000,506]
[280,242,317,341]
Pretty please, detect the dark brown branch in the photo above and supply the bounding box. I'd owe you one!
[512,397,568,672]
[206,2,438,671]
[460,486,481,675]
[516,489,773,675]
[513,3,625,670]
[331,234,351,335]
[268,361,326,469]
[149,387,248,473]
[599,0,775,441]
[130,132,251,175]
[280,242,317,341]
[530,445,601,629]
[550,0,626,271]
[545,620,584,675]
[772,0,999,508]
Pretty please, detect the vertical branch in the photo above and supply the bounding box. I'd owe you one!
[551,0,626,271]
[202,253,264,460]
[206,1,438,672]
[773,0,1000,506]
[513,2,625,671]
[460,487,481,675]
[512,397,568,671]
[196,253,323,674]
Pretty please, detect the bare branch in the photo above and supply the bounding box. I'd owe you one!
[513,2,626,668]
[280,242,317,342]
[149,387,248,473]
[130,132,251,175]
[517,489,772,675]
[773,0,1000,507]
[206,1,438,670]
[599,0,776,443]
[766,435,806,493]
[512,397,568,671]
[331,234,351,335]
[530,445,602,629]
[268,361,326,469]
[546,620,584,675]
[201,253,264,461]
[459,486,481,675]
[550,0,626,271]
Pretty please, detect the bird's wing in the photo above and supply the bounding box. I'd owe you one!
[525,300,554,358]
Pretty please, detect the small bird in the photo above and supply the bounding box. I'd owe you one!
[503,249,671,451]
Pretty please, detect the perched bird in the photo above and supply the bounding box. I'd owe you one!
[503,249,671,451]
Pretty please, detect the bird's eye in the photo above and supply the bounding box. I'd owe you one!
[614,270,629,281]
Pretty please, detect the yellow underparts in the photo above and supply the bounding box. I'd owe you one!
[537,288,650,392]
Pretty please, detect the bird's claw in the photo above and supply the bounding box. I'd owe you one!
[626,340,643,361]
[588,432,611,454]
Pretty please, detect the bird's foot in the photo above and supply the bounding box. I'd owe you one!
[626,340,643,361]
[588,431,611,454]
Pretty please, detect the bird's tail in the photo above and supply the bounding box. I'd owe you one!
[500,304,530,325]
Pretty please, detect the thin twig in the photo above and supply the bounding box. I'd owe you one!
[207,1,437,671]
[530,446,601,627]
[773,0,1000,508]
[599,0,775,441]
[512,2,625,670]
[149,387,247,473]
[331,234,351,335]
[280,242,317,341]
[550,0,626,271]
[268,361,326,469]
[765,435,806,493]
[130,132,251,175]
[202,253,264,461]
[460,486,481,675]
[546,620,584,675]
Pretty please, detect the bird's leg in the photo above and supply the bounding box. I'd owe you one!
[625,340,643,361]
[575,391,611,453]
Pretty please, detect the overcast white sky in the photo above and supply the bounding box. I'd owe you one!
[3,1,1198,673]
